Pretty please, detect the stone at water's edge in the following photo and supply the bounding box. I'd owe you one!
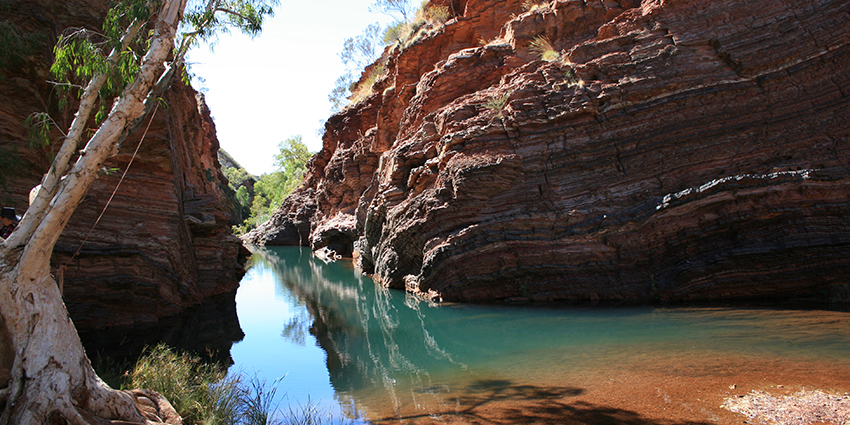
[0,1,249,337]
[248,0,850,304]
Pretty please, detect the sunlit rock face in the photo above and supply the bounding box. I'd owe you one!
[0,0,248,336]
[248,0,850,305]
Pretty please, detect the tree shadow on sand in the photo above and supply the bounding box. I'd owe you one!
[370,379,713,424]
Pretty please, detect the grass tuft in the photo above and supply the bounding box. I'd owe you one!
[242,376,282,425]
[96,344,359,424]
[522,0,548,12]
[483,91,512,118]
[529,36,559,62]
[424,5,450,24]
[130,344,229,424]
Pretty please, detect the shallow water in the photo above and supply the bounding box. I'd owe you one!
[231,246,850,423]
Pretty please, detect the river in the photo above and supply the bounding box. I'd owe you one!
[230,246,850,424]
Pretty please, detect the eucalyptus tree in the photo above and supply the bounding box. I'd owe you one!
[369,0,414,23]
[0,0,275,423]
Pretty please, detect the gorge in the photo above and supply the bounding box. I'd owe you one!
[1,0,849,422]
[248,0,850,306]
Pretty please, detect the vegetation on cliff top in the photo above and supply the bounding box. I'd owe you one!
[329,0,453,111]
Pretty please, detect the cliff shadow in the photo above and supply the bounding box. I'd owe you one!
[79,289,244,366]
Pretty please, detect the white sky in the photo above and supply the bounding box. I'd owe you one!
[187,0,391,175]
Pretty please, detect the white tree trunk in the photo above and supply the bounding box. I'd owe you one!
[0,0,189,422]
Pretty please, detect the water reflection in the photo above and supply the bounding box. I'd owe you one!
[258,246,459,417]
[247,247,850,423]
[80,289,244,365]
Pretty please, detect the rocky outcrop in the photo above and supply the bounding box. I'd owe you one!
[250,0,850,305]
[0,0,249,338]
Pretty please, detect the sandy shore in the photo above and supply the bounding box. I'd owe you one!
[362,352,850,424]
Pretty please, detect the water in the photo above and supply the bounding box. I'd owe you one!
[231,246,850,423]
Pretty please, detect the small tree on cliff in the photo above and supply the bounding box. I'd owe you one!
[0,0,274,423]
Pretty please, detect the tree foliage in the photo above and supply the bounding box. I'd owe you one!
[223,164,254,189]
[329,0,455,111]
[232,135,312,235]
[329,22,386,112]
[0,0,277,422]
[369,0,415,23]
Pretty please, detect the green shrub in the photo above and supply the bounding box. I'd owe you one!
[382,21,407,44]
[563,65,580,86]
[483,91,512,118]
[232,136,312,235]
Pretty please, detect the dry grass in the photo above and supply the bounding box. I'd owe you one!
[530,36,559,62]
[350,64,386,105]
[522,0,549,12]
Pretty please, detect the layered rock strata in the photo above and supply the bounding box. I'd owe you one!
[249,0,850,304]
[0,0,248,337]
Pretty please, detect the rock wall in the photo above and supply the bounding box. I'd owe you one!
[0,0,249,338]
[249,0,850,305]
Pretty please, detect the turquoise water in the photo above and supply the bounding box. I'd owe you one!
[231,246,850,423]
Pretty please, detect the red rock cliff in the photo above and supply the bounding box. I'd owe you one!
[249,0,850,305]
[0,0,248,336]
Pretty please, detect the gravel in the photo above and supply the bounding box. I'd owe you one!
[722,389,850,425]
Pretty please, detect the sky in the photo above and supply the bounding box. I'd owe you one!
[186,0,391,175]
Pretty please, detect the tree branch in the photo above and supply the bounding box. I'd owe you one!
[2,18,145,252]
[215,7,255,23]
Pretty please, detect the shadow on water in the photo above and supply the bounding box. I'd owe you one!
[370,378,711,425]
[79,289,244,365]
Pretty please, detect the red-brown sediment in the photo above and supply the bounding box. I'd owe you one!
[357,353,850,424]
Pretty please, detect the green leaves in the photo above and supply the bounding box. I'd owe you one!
[49,0,278,116]
[181,0,278,44]
[274,135,312,177]
[23,113,53,151]
[50,28,143,125]
[231,135,313,235]
[103,0,157,45]
[50,31,107,84]
[22,112,60,164]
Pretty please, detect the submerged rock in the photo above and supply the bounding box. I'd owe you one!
[249,0,850,305]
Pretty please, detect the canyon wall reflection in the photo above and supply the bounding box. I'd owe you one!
[253,246,850,424]
[258,247,464,418]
